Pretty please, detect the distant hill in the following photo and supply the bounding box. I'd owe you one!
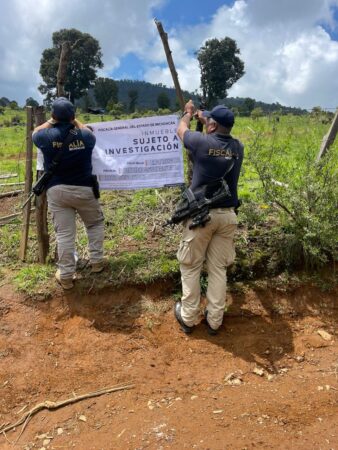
[114,80,307,114]
[115,80,197,110]
[221,97,307,115]
[78,79,307,115]
[75,80,198,112]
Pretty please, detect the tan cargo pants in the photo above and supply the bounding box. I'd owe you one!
[47,185,105,279]
[177,208,237,330]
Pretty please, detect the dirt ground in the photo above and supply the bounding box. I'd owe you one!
[0,193,24,218]
[0,280,337,450]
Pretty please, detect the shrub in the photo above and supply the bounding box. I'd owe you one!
[108,101,125,116]
[248,128,338,269]
[157,108,172,116]
[251,107,264,120]
[11,115,21,125]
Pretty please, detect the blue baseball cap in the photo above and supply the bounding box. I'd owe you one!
[202,105,235,127]
[52,97,75,122]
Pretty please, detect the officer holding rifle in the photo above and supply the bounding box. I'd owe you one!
[174,100,244,335]
[32,97,104,290]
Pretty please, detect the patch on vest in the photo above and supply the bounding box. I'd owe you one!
[52,139,85,151]
[208,148,236,157]
[68,140,85,151]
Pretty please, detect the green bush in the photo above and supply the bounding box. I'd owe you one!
[248,127,338,268]
[11,115,21,125]
[157,108,172,116]
[251,107,264,120]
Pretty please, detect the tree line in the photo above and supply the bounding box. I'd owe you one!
[1,91,325,120]
[36,28,245,111]
[1,27,329,116]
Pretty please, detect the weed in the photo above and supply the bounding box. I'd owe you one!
[13,264,54,296]
[130,189,159,210]
[145,318,155,331]
[1,112,336,291]
[140,296,171,316]
[125,224,147,241]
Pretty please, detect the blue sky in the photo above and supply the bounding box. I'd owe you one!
[111,0,338,109]
[1,0,338,109]
[112,0,235,81]
[152,0,234,28]
[110,0,234,80]
[320,4,338,39]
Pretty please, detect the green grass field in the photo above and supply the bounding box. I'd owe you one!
[0,106,337,295]
[0,107,330,192]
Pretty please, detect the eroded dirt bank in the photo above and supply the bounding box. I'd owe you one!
[0,281,337,450]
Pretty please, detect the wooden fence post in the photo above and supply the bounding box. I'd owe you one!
[154,19,185,111]
[19,107,34,261]
[316,110,338,162]
[34,106,50,263]
[154,19,193,183]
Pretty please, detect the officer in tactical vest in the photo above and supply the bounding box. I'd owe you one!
[32,97,104,290]
[175,100,244,335]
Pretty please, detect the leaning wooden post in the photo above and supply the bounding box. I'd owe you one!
[57,41,72,97]
[34,106,49,263]
[154,19,193,182]
[19,107,34,261]
[316,110,338,162]
[57,39,82,98]
[154,19,185,111]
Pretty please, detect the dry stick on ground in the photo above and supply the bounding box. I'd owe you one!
[0,182,25,187]
[154,189,166,205]
[0,190,23,199]
[0,209,35,226]
[0,173,18,180]
[0,383,134,440]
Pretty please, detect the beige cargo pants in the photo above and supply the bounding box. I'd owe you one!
[177,208,237,330]
[47,185,105,279]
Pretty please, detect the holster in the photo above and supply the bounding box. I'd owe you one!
[91,174,100,199]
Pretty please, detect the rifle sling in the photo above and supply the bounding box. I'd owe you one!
[47,126,76,173]
[185,188,197,207]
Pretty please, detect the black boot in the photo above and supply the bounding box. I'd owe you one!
[204,310,220,336]
[174,302,194,334]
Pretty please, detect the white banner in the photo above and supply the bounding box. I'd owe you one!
[90,115,184,190]
[36,148,44,171]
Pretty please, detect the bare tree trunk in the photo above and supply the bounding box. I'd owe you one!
[56,39,83,99]
[56,42,72,98]
[154,19,185,111]
[154,19,193,183]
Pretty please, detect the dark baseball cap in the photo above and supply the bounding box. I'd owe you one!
[52,97,75,122]
[202,105,235,127]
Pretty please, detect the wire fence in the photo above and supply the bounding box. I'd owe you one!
[0,109,28,220]
[0,106,336,225]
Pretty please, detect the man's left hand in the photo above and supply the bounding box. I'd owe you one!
[184,100,195,116]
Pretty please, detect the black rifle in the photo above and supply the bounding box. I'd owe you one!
[22,127,76,208]
[91,174,100,199]
[164,158,236,229]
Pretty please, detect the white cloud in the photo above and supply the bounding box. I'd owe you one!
[143,0,338,109]
[0,0,337,108]
[0,0,164,103]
